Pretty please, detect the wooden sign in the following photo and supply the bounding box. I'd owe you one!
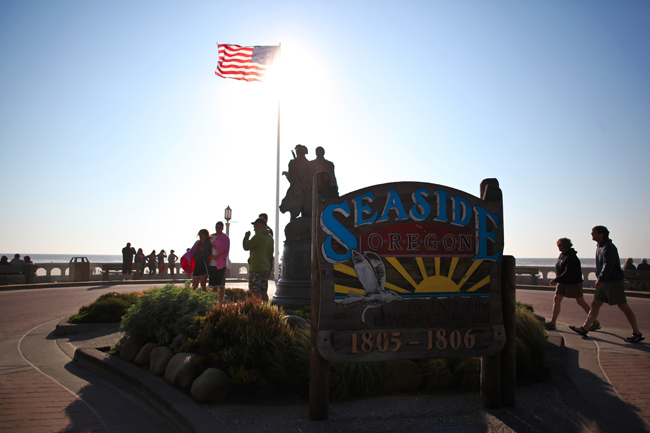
[313,180,505,362]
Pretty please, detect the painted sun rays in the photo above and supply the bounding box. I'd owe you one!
[334,255,490,297]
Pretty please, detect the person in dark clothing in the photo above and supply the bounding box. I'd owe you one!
[570,226,644,343]
[192,229,211,292]
[134,248,146,279]
[545,238,598,331]
[638,259,650,270]
[122,242,136,281]
[623,258,636,270]
[147,250,157,277]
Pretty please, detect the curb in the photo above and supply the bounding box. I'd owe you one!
[54,318,121,336]
[545,334,612,433]
[74,348,227,433]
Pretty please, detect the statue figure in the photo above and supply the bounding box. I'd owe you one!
[280,144,312,220]
[310,146,338,195]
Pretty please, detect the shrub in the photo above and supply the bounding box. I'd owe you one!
[119,282,216,347]
[419,357,480,393]
[223,288,253,303]
[515,303,548,382]
[69,291,141,324]
[180,297,305,394]
[329,360,386,400]
[293,306,311,321]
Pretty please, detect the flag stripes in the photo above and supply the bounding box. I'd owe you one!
[215,44,279,82]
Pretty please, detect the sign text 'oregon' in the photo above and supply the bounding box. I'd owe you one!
[313,179,505,362]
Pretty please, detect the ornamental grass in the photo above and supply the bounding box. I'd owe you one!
[176,297,308,395]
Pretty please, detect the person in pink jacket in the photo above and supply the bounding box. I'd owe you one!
[209,221,230,303]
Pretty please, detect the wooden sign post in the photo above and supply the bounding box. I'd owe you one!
[310,176,509,419]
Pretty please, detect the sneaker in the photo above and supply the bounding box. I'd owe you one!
[544,322,556,330]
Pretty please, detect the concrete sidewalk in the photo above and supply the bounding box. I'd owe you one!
[1,286,650,432]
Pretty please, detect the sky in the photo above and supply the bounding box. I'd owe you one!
[1,0,649,264]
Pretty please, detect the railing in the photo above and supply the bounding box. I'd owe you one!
[4,263,598,286]
[516,266,598,287]
[20,262,252,283]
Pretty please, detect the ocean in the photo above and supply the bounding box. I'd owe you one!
[3,254,642,268]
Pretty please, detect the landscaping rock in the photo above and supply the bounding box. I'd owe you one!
[285,315,309,330]
[383,360,423,392]
[149,346,173,375]
[191,368,231,403]
[164,352,196,388]
[119,336,144,362]
[134,342,157,367]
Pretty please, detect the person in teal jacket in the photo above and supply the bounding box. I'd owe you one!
[243,218,274,300]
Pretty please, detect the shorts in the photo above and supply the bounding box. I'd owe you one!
[556,282,583,298]
[248,271,269,293]
[209,266,227,288]
[594,279,627,305]
[122,262,133,274]
[193,261,209,277]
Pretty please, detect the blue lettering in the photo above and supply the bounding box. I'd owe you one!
[475,205,502,260]
[352,191,377,227]
[377,189,409,222]
[451,195,473,227]
[433,190,449,222]
[321,201,357,263]
[409,188,431,221]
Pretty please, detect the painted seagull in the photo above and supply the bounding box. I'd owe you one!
[340,250,402,323]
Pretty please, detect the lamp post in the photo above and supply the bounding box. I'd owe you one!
[224,206,232,237]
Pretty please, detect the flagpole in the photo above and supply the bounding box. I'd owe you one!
[274,43,281,283]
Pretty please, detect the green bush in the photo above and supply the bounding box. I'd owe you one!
[293,306,311,321]
[179,297,305,395]
[69,291,140,324]
[223,288,253,303]
[119,282,216,347]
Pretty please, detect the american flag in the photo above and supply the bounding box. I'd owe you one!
[215,44,279,82]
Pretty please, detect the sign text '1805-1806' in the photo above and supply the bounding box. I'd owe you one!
[349,328,477,354]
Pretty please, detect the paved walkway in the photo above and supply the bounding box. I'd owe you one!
[0,282,649,432]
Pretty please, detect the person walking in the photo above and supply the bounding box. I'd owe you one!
[243,218,274,300]
[122,242,136,281]
[209,221,230,303]
[168,250,178,278]
[570,226,644,343]
[544,238,599,331]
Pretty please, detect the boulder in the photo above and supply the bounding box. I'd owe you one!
[191,368,231,403]
[119,336,144,362]
[134,342,157,366]
[383,360,422,392]
[164,352,196,388]
[149,346,174,375]
[285,315,310,330]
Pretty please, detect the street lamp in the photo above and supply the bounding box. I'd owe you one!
[224,206,232,237]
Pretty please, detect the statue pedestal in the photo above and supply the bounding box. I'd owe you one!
[272,243,311,313]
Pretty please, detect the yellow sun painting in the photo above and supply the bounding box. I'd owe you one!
[333,256,490,297]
